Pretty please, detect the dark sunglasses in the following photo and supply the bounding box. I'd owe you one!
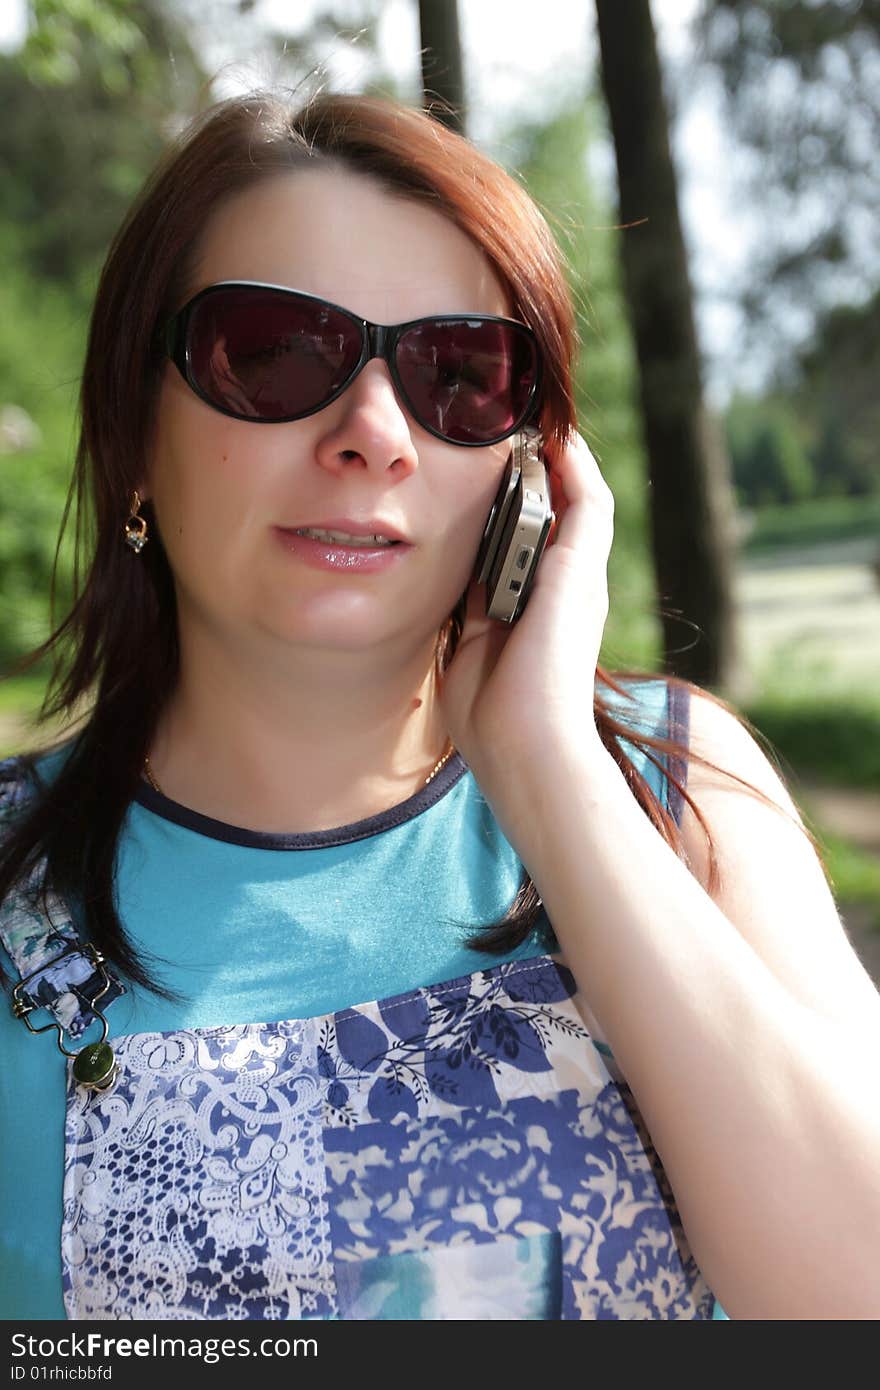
[161,280,542,447]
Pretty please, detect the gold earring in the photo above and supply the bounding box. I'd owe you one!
[124,491,148,553]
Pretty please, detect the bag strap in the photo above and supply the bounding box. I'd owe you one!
[0,755,126,1043]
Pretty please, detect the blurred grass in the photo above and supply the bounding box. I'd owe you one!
[743,692,880,790]
[809,831,880,929]
[0,669,53,720]
[0,665,89,763]
[741,493,880,554]
[0,670,59,761]
[737,535,880,926]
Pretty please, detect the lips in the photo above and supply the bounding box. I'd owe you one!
[274,527,413,573]
[281,517,411,544]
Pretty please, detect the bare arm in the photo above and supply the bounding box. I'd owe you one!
[488,695,880,1319]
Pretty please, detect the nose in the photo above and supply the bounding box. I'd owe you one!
[312,359,420,480]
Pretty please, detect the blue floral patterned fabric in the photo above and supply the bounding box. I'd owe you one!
[62,954,715,1320]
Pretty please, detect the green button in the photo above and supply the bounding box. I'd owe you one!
[73,1042,116,1089]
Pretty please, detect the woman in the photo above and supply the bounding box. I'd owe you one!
[1,91,878,1322]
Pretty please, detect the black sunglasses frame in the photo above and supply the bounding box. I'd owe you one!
[161,280,542,448]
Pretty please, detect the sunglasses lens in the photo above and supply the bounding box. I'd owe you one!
[181,288,538,443]
[396,319,537,445]
[186,287,363,421]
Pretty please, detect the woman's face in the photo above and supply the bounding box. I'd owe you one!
[145,167,517,659]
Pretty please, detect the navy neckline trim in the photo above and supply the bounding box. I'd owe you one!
[132,750,470,850]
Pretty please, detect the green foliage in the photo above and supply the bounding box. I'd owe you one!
[0,0,209,671]
[811,410,863,499]
[726,394,814,507]
[726,292,880,509]
[0,225,83,664]
[20,0,146,91]
[797,291,880,498]
[726,337,880,509]
[697,0,880,355]
[1,2,204,287]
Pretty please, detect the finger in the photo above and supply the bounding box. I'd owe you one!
[548,431,614,556]
[554,430,613,507]
[546,467,569,538]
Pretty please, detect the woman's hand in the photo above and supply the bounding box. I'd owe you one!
[436,428,615,783]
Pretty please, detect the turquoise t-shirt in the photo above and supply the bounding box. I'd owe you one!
[0,678,725,1320]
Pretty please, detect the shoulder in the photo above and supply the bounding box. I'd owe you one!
[678,687,880,1035]
[679,683,816,888]
[680,688,812,861]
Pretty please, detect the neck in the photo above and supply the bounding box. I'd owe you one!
[146,618,454,834]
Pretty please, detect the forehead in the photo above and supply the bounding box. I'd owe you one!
[188,166,512,324]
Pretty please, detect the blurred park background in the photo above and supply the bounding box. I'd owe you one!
[0,1,878,963]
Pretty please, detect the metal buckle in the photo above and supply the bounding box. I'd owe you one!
[12,943,118,1091]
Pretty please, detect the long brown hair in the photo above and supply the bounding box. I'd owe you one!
[0,89,821,992]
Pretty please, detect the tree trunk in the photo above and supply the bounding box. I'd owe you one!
[418,0,467,135]
[595,0,739,691]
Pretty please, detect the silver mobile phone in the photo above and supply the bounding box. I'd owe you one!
[474,426,555,623]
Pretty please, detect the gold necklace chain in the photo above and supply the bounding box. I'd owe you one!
[423,738,456,785]
[143,740,456,796]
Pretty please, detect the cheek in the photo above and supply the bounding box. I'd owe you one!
[149,413,267,577]
[431,453,508,588]
[467,452,511,551]
[444,444,509,527]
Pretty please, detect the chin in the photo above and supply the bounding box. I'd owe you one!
[257,602,413,651]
